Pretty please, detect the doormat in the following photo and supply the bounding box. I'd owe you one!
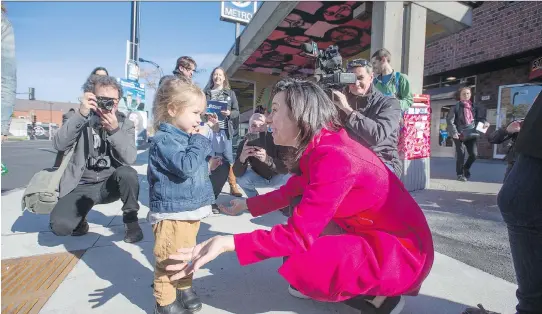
[1,250,85,314]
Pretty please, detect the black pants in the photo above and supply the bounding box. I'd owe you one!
[49,166,140,236]
[453,138,477,175]
[210,161,230,199]
[498,154,542,314]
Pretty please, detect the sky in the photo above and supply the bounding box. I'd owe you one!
[5,1,252,108]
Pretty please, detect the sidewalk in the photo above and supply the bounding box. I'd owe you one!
[1,161,518,313]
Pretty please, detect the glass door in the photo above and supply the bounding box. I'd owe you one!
[494,83,542,159]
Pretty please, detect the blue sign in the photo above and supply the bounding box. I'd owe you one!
[220,1,257,25]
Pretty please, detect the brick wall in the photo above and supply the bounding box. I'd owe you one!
[424,1,542,76]
[12,110,64,125]
[474,64,530,158]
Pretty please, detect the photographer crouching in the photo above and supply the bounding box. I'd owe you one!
[330,59,402,177]
[49,75,143,243]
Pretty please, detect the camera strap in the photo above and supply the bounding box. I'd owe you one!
[88,127,107,158]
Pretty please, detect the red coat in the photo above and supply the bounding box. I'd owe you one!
[233,128,434,302]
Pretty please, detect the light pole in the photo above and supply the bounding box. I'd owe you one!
[138,58,163,78]
[48,102,53,140]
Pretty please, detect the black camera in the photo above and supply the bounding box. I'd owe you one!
[88,155,111,169]
[96,96,115,111]
[301,41,357,90]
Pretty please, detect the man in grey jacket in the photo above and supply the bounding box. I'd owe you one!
[49,75,143,243]
[330,59,402,176]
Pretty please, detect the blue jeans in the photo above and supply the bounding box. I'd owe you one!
[210,129,233,164]
[1,13,17,136]
[497,154,542,314]
[236,169,291,198]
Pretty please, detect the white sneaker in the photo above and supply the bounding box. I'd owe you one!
[288,285,311,299]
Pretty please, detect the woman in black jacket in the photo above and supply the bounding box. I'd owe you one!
[446,87,489,181]
[204,67,242,209]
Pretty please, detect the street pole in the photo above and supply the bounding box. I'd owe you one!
[49,102,53,140]
[235,22,240,56]
[130,0,140,62]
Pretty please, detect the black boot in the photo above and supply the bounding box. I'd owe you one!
[154,300,189,314]
[177,287,202,312]
[211,204,220,214]
[124,221,144,243]
[72,218,89,236]
[344,295,405,314]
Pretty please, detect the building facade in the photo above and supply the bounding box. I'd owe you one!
[423,1,542,159]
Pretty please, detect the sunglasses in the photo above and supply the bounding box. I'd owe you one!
[347,59,371,70]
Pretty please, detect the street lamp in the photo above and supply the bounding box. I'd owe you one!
[138,58,164,78]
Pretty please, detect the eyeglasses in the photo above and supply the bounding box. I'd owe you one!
[347,59,371,70]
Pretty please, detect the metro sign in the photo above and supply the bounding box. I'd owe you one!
[220,1,258,25]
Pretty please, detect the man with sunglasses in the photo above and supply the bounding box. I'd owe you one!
[330,59,402,176]
[49,75,143,243]
[371,48,413,112]
[159,56,198,87]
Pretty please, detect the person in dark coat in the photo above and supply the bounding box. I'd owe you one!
[487,119,522,182]
[446,86,489,182]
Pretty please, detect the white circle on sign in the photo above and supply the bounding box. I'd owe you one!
[232,1,251,8]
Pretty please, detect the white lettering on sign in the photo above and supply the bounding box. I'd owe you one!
[481,95,490,101]
[225,7,253,20]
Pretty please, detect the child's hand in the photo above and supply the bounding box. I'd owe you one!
[209,156,222,171]
[192,126,209,136]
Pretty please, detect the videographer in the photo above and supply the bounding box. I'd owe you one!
[49,75,143,243]
[330,59,402,176]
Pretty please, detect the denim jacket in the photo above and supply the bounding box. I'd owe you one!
[148,123,214,213]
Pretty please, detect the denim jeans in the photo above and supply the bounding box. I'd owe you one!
[236,168,291,198]
[210,129,233,165]
[497,154,542,314]
[1,13,17,136]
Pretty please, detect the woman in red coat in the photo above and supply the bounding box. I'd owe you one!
[167,79,434,313]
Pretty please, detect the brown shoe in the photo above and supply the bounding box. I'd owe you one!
[228,166,243,197]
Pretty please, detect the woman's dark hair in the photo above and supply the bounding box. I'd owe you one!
[271,78,341,173]
[456,86,472,101]
[91,67,109,76]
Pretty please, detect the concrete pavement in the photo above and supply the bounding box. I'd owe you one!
[1,157,518,313]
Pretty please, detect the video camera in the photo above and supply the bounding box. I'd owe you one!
[301,41,357,90]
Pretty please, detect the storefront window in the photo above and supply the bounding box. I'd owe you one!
[494,83,542,158]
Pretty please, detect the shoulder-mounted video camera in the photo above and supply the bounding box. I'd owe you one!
[301,41,357,90]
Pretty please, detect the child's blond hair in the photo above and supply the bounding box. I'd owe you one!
[152,76,206,131]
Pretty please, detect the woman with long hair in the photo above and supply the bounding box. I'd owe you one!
[204,67,242,212]
[446,86,489,181]
[166,78,434,314]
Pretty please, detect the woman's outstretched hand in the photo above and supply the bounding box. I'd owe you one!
[166,235,235,281]
[218,198,248,216]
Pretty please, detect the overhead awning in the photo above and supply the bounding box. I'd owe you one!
[219,1,475,80]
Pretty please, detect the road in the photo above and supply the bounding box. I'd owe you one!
[414,158,515,284]
[0,141,515,285]
[1,140,58,193]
